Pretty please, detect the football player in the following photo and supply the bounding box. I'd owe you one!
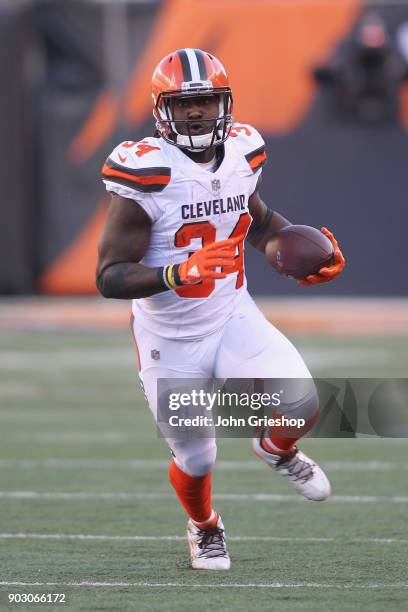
[97,48,345,570]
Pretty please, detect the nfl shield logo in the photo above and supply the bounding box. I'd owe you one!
[211,178,221,194]
[151,349,160,361]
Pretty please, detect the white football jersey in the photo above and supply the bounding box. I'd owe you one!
[102,123,267,339]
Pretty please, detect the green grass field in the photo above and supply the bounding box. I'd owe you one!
[0,327,407,611]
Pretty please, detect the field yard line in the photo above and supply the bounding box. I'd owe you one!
[10,432,136,443]
[0,459,406,471]
[0,347,390,369]
[0,533,406,544]
[1,581,408,589]
[7,431,408,444]
[1,491,408,503]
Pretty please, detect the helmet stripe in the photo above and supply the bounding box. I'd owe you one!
[184,48,201,81]
[194,49,208,80]
[177,49,192,82]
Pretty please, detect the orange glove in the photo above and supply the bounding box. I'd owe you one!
[298,227,346,286]
[178,239,237,285]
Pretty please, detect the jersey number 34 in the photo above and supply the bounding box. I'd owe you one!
[174,213,251,298]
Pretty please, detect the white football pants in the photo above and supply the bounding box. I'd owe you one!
[131,292,313,477]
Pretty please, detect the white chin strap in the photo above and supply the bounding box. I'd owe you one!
[175,131,216,150]
[177,98,225,150]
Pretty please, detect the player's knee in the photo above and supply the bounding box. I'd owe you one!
[174,441,217,477]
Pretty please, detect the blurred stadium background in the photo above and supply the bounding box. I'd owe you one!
[1,0,407,610]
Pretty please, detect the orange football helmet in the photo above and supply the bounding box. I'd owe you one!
[151,48,233,151]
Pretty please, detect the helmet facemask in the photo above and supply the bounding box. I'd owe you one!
[154,87,233,151]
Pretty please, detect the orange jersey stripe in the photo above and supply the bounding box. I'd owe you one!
[249,152,267,170]
[102,164,170,186]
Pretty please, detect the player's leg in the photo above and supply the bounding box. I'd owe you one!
[130,317,230,568]
[214,294,330,501]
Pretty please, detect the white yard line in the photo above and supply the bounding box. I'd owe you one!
[0,350,133,370]
[7,432,406,444]
[0,459,405,471]
[9,432,136,442]
[0,347,392,369]
[0,581,407,589]
[1,491,408,503]
[0,533,406,544]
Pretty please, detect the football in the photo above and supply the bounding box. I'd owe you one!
[265,225,334,280]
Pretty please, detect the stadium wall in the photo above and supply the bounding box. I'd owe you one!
[0,3,36,294]
[1,0,407,296]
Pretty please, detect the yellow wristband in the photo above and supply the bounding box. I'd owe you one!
[164,264,179,290]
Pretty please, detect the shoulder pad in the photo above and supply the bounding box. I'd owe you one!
[229,123,267,173]
[101,138,171,193]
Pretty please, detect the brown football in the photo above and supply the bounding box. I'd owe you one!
[265,225,334,280]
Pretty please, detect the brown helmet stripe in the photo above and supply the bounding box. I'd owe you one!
[194,49,208,80]
[177,49,192,82]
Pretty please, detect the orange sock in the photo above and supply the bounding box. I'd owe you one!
[261,433,298,455]
[262,410,320,455]
[168,460,217,526]
[191,510,219,529]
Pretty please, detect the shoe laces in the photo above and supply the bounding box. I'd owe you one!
[277,448,314,483]
[195,525,227,559]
